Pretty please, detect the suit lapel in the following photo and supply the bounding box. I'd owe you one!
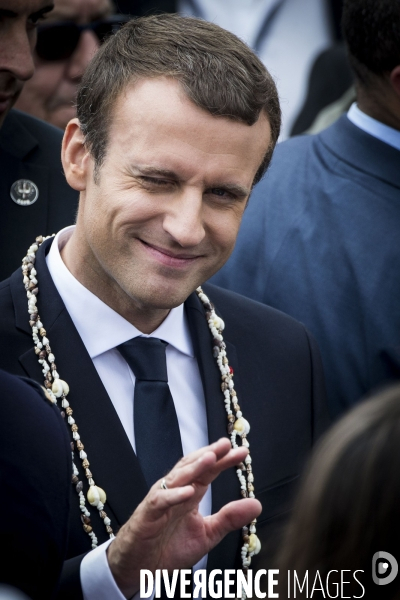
[14,240,148,531]
[185,292,242,572]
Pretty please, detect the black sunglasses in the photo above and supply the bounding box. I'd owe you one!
[35,15,132,61]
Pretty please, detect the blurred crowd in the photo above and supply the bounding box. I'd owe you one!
[1,0,400,598]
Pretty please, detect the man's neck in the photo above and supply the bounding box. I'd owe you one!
[356,82,400,132]
[60,230,170,334]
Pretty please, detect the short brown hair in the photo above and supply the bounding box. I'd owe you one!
[77,13,281,184]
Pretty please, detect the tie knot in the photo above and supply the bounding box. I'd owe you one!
[118,337,168,382]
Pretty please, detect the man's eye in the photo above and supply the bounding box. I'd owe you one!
[28,11,50,27]
[141,177,169,186]
[210,188,232,199]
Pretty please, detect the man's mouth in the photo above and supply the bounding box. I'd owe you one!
[0,94,14,114]
[139,239,202,268]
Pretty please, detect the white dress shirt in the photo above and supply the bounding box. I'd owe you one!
[347,102,400,152]
[46,226,211,600]
[178,0,333,140]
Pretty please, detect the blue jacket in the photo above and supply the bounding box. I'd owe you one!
[212,115,400,417]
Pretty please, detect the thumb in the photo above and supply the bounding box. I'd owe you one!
[204,498,262,548]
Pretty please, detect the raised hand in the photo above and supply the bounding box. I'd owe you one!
[107,438,261,598]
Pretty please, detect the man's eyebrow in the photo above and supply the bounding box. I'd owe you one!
[0,9,18,18]
[30,4,54,20]
[133,166,180,179]
[0,5,53,19]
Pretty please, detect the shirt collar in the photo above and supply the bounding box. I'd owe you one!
[46,226,194,360]
[347,103,400,152]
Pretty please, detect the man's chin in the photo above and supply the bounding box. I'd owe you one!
[131,279,201,311]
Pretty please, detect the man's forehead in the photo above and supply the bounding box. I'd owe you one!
[44,0,112,22]
[0,0,53,16]
[102,78,271,186]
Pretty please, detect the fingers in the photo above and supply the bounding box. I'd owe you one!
[142,485,196,521]
[170,438,232,470]
[204,498,262,548]
[142,439,249,521]
[162,438,248,490]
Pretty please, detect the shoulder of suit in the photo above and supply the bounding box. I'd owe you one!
[0,368,56,411]
[0,277,10,291]
[9,109,64,147]
[0,109,66,163]
[203,282,307,333]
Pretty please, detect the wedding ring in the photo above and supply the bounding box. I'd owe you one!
[160,478,168,490]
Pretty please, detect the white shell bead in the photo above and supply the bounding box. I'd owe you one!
[52,379,64,397]
[233,417,250,436]
[52,379,69,397]
[214,315,225,331]
[87,486,107,507]
[248,534,261,555]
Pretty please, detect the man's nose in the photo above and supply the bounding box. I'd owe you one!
[163,190,206,248]
[0,24,35,82]
[66,29,100,81]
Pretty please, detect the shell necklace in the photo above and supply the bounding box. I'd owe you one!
[23,235,260,597]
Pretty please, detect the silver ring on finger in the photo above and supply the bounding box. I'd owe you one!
[160,478,168,490]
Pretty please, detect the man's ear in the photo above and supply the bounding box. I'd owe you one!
[390,65,400,98]
[62,119,91,191]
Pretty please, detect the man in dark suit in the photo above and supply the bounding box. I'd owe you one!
[0,0,78,281]
[0,369,71,599]
[212,0,400,419]
[0,14,328,599]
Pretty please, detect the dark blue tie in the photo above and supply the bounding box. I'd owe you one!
[117,337,183,489]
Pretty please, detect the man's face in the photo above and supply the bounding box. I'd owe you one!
[72,77,271,312]
[14,0,112,129]
[0,0,53,127]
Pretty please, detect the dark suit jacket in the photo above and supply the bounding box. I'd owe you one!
[0,110,78,281]
[212,115,400,419]
[0,238,329,598]
[0,369,71,599]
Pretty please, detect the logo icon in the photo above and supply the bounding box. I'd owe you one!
[372,552,398,585]
[10,179,39,206]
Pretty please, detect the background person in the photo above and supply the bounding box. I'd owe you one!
[211,0,400,418]
[14,0,129,130]
[277,383,400,599]
[0,369,71,600]
[0,0,78,281]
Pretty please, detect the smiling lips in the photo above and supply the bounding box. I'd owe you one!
[139,239,202,268]
[0,94,13,113]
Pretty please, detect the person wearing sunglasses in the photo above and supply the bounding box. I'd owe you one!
[14,0,127,129]
[0,0,79,281]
